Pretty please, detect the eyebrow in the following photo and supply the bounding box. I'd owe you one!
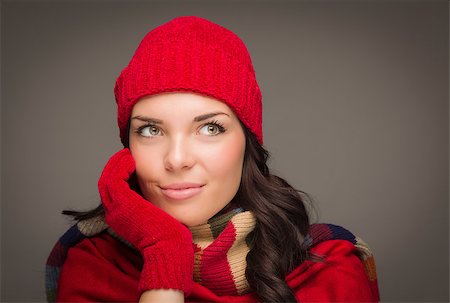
[131,112,230,124]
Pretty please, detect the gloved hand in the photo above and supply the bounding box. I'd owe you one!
[98,148,194,295]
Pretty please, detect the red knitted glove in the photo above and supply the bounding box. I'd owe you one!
[98,148,194,295]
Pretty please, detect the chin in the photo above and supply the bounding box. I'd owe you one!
[172,214,208,227]
[178,218,207,227]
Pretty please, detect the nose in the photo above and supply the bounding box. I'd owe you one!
[164,135,195,172]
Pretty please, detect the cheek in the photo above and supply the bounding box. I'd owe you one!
[207,137,245,182]
[130,146,160,184]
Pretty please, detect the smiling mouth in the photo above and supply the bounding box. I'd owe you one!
[160,185,205,200]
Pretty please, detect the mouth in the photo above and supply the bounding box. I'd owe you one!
[160,183,205,200]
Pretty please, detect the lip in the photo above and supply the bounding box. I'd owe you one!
[161,182,204,190]
[160,183,205,200]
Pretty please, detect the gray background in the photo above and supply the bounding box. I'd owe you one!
[1,0,449,302]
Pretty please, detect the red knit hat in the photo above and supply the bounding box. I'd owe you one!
[114,16,263,146]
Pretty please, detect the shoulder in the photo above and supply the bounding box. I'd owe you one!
[56,232,142,302]
[63,231,143,280]
[46,215,111,296]
[67,231,138,261]
[286,224,380,302]
[46,215,142,303]
[287,239,364,283]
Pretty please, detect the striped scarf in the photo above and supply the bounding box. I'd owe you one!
[45,206,379,301]
[189,207,255,296]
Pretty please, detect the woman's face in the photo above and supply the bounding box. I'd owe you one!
[129,92,246,227]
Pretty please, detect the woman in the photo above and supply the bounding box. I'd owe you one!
[46,16,379,303]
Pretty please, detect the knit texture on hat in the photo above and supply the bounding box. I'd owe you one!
[114,16,263,146]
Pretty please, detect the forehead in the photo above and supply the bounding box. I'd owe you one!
[132,92,234,115]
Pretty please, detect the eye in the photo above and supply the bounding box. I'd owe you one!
[136,125,161,138]
[199,121,227,136]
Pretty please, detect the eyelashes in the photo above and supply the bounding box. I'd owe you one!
[134,119,227,139]
[202,119,227,135]
[135,124,160,138]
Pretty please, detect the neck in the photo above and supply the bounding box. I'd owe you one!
[188,206,257,296]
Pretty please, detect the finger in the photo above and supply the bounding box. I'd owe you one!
[111,150,136,181]
[102,149,135,182]
[98,149,133,202]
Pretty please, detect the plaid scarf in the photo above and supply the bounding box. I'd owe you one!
[45,207,379,302]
